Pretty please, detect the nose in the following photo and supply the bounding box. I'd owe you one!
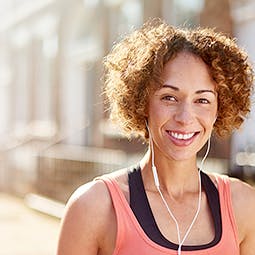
[173,103,194,125]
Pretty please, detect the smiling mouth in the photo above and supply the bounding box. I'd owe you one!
[168,131,199,140]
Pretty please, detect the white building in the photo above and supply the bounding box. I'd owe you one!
[0,0,253,199]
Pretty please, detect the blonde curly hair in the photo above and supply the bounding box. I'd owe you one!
[103,18,254,141]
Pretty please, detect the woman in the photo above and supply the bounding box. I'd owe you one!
[57,19,255,254]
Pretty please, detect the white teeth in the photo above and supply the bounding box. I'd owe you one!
[170,132,195,140]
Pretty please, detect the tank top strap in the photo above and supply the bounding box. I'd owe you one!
[214,173,239,248]
[95,175,150,255]
[95,176,126,254]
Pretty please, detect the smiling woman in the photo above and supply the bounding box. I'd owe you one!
[147,52,218,162]
[57,18,255,255]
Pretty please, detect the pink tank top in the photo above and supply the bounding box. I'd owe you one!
[100,174,240,255]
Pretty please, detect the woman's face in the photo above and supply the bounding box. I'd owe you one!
[148,51,218,161]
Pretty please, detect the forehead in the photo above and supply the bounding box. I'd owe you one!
[161,51,216,91]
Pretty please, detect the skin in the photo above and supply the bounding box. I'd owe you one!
[56,52,255,255]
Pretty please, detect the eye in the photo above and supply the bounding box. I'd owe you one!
[196,98,210,104]
[162,95,177,102]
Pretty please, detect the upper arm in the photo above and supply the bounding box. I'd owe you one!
[56,180,114,255]
[230,178,255,254]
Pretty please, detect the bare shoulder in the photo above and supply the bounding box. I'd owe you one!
[228,176,255,212]
[228,177,255,217]
[57,179,114,255]
[66,180,112,225]
[57,168,129,255]
[68,178,111,208]
[65,167,128,218]
[228,177,255,248]
[208,174,255,223]
[201,172,255,251]
[65,167,128,221]
[206,172,255,206]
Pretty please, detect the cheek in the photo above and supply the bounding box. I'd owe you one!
[197,103,217,122]
[203,114,217,131]
[148,103,170,124]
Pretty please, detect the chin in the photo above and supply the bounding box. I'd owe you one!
[167,152,196,162]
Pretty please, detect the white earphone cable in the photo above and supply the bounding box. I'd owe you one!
[147,121,211,255]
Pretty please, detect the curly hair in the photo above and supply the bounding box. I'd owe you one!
[103,18,254,141]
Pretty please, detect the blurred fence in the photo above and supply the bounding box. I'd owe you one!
[0,141,142,203]
[36,145,129,202]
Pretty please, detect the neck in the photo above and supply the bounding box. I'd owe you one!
[140,149,200,198]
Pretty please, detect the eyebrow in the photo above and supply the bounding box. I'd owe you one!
[162,84,216,95]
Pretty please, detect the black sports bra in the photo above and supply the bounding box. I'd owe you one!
[128,165,222,251]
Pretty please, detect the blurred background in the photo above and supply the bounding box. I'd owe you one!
[0,0,255,254]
